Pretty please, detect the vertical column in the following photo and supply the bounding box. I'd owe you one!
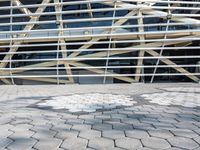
[9,0,15,84]
[103,0,117,84]
[150,0,171,83]
[135,3,145,82]
[54,0,74,84]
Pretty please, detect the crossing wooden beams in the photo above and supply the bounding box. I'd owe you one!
[0,0,199,84]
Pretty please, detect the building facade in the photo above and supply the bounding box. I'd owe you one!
[0,0,199,84]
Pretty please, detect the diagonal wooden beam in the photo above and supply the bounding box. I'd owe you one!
[0,0,51,84]
[73,35,200,82]
[68,10,138,58]
[19,77,71,84]
[1,35,199,83]
[71,62,135,83]
[135,8,145,82]
[13,0,32,15]
[0,0,51,69]
[100,0,200,82]
[146,50,199,82]
[74,34,199,59]
[102,0,200,26]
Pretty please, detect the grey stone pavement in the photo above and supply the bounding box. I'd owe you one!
[0,83,200,150]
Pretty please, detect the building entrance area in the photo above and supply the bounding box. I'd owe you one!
[0,0,199,84]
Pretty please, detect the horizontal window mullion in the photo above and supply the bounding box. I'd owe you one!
[0,65,200,71]
[0,56,200,63]
[0,0,199,10]
[0,46,199,55]
[0,29,199,42]
[0,22,199,35]
[0,73,200,78]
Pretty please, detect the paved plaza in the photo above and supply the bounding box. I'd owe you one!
[0,83,199,150]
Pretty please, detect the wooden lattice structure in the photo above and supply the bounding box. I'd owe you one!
[0,0,200,84]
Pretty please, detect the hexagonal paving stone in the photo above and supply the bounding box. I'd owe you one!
[92,123,112,131]
[125,130,149,139]
[61,137,88,149]
[79,130,101,139]
[0,138,13,149]
[72,124,91,131]
[142,137,171,149]
[108,147,124,150]
[34,138,62,150]
[56,129,79,139]
[168,137,199,149]
[170,128,199,138]
[137,148,154,150]
[113,122,133,130]
[88,137,114,149]
[8,138,37,150]
[115,137,142,149]
[148,129,173,139]
[165,148,184,150]
[102,130,125,139]
[194,136,200,144]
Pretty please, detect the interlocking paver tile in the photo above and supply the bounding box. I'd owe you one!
[79,130,101,139]
[117,110,133,115]
[125,129,149,139]
[95,114,111,120]
[84,118,102,125]
[148,129,173,139]
[0,138,13,149]
[11,124,33,132]
[34,138,62,150]
[111,114,127,119]
[92,123,112,131]
[9,130,35,139]
[61,114,78,120]
[0,84,199,150]
[133,122,155,130]
[107,148,124,150]
[194,136,200,144]
[165,147,185,150]
[174,122,199,130]
[142,137,171,149]
[61,137,88,149]
[0,116,13,125]
[72,124,91,131]
[168,137,199,149]
[121,118,140,124]
[113,122,133,130]
[137,147,154,150]
[66,119,84,124]
[7,138,37,150]
[0,130,13,138]
[102,130,125,139]
[78,114,95,120]
[32,129,56,139]
[158,117,178,124]
[51,123,72,131]
[11,118,32,125]
[140,118,159,125]
[152,122,175,130]
[170,128,199,138]
[56,129,79,139]
[88,137,114,149]
[115,137,142,149]
[194,122,200,128]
